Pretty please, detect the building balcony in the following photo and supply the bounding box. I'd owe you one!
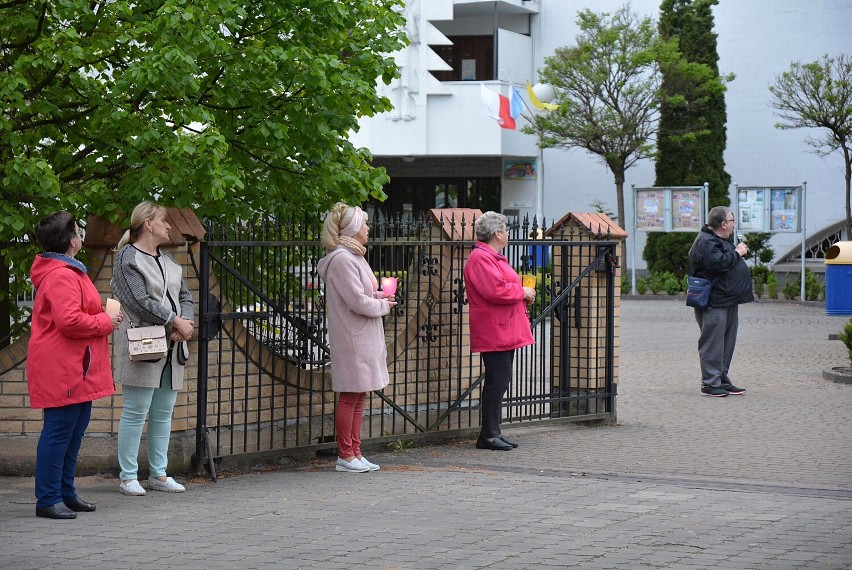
[353,81,539,160]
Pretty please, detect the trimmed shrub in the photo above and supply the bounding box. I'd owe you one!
[663,273,682,295]
[804,268,822,301]
[782,273,799,300]
[647,272,667,294]
[838,318,852,367]
[766,272,778,299]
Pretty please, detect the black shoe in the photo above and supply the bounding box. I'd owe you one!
[476,437,513,451]
[721,384,746,395]
[36,503,77,519]
[496,435,519,448]
[64,496,96,512]
[701,386,728,397]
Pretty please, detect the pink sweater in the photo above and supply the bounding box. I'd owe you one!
[463,243,534,353]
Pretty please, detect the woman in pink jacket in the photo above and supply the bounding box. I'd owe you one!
[463,212,535,451]
[317,203,397,473]
[28,211,122,519]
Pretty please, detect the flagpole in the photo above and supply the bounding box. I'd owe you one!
[501,69,544,222]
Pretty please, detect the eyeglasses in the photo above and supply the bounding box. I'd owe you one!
[726,218,735,224]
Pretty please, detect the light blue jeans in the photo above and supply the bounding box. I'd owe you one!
[118,385,178,481]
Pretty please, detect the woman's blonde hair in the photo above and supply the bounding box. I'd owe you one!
[321,202,366,252]
[115,201,166,250]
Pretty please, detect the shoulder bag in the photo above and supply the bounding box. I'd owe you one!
[126,264,170,361]
[685,268,719,310]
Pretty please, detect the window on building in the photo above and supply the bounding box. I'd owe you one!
[368,177,500,226]
[432,36,494,81]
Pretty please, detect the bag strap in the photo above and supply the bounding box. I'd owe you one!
[129,260,170,329]
[688,262,720,286]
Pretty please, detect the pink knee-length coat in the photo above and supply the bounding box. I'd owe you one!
[317,247,392,393]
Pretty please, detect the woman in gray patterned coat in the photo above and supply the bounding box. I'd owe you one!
[111,201,194,496]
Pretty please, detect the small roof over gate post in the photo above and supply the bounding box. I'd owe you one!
[427,208,483,241]
[84,207,207,249]
[547,212,627,240]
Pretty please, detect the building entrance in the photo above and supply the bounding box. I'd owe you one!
[367,177,501,224]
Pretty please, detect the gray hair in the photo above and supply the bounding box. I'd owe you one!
[474,211,508,242]
[707,206,731,229]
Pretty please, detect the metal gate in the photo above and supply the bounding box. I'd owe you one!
[193,213,618,477]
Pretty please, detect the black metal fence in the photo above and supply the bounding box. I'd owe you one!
[194,212,619,476]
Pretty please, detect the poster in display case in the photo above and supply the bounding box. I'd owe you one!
[770,188,799,231]
[672,188,702,230]
[737,188,766,231]
[736,186,801,233]
[635,189,665,230]
[634,186,705,232]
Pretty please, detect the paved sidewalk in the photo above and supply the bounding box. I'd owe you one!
[1,299,851,569]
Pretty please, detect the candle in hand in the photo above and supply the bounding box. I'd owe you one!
[380,276,398,297]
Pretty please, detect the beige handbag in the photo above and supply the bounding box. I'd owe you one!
[126,266,170,362]
[127,325,168,361]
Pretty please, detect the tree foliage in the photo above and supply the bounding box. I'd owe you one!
[527,5,680,227]
[644,232,695,277]
[645,0,731,275]
[0,0,407,243]
[769,53,852,238]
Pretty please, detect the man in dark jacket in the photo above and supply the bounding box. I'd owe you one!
[688,206,753,397]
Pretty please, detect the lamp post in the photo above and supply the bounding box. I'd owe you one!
[530,82,555,223]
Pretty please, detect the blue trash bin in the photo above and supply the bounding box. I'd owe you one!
[528,244,550,269]
[825,241,852,316]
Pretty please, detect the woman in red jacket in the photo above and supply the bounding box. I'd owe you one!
[463,212,535,451]
[28,211,122,519]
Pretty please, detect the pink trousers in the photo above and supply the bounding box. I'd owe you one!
[335,392,365,458]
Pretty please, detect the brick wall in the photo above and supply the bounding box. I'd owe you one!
[0,242,201,474]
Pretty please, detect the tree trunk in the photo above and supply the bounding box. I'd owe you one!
[0,252,8,349]
[612,166,627,232]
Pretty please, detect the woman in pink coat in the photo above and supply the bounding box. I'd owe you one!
[28,211,122,519]
[316,203,397,473]
[463,212,535,451]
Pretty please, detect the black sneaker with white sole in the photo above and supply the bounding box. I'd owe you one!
[721,384,746,395]
[701,386,728,397]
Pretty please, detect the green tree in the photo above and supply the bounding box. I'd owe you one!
[1,0,407,341]
[1,0,407,238]
[644,0,731,276]
[769,54,852,238]
[526,5,680,227]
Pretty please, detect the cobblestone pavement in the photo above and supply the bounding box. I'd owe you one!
[1,299,851,569]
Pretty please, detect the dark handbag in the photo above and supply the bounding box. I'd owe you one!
[685,276,719,309]
[177,340,190,365]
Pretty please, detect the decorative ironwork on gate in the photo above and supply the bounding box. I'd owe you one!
[194,211,619,477]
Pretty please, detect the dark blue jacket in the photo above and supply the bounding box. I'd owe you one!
[688,226,753,308]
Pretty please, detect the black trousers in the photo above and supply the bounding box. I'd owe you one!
[480,350,514,439]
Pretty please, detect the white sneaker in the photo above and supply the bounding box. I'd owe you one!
[335,457,369,473]
[147,476,185,493]
[119,479,146,496]
[358,457,380,471]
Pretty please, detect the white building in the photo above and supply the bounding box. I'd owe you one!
[350,0,852,269]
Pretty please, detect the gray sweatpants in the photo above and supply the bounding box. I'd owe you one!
[694,304,739,388]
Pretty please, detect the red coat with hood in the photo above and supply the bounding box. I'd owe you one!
[27,254,115,408]
[464,242,534,353]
